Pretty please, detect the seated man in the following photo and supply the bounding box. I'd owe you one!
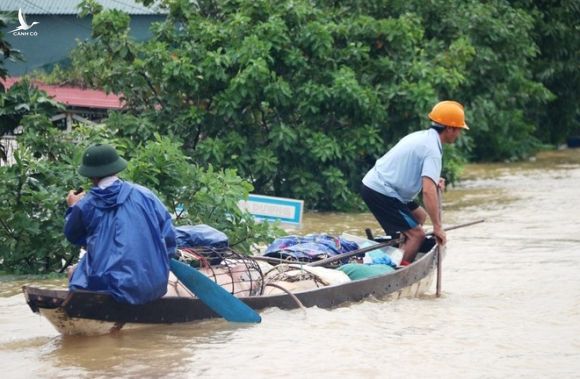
[64,144,176,304]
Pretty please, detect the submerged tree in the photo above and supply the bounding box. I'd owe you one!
[510,0,580,144]
[71,0,467,209]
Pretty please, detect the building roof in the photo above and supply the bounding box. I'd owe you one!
[0,0,166,15]
[3,77,124,110]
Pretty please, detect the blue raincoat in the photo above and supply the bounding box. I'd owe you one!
[65,181,176,304]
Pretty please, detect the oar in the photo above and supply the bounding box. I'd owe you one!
[436,187,443,297]
[169,258,261,323]
[309,219,485,268]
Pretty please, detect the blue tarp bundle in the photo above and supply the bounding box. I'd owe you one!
[175,224,229,249]
[363,250,397,268]
[263,234,359,262]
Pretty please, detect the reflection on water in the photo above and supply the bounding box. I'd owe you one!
[1,148,580,378]
[40,321,244,378]
[0,277,66,298]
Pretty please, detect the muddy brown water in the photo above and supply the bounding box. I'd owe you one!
[1,149,579,378]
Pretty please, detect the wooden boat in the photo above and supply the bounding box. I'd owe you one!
[22,237,442,335]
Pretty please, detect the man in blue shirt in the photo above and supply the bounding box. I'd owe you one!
[361,101,469,264]
[64,144,176,304]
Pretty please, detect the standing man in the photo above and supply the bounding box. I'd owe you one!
[361,101,469,265]
[65,144,176,304]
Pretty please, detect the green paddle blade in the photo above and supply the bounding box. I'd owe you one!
[170,259,261,323]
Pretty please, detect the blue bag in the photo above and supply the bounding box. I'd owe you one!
[264,234,359,262]
[175,224,229,249]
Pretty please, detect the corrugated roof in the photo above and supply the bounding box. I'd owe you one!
[3,77,124,110]
[0,0,166,15]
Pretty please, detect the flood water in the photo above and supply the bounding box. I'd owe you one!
[1,149,579,378]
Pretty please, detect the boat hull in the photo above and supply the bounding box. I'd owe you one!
[23,244,443,335]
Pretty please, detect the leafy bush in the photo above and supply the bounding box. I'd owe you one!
[123,134,282,253]
[0,79,64,135]
[513,0,580,144]
[0,116,82,274]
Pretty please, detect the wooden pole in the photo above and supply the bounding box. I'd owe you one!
[436,187,443,297]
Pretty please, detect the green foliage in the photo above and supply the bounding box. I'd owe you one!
[398,0,552,161]
[0,79,64,135]
[28,64,87,87]
[442,144,466,185]
[509,0,580,144]
[77,0,104,18]
[0,12,22,84]
[0,117,83,274]
[123,135,283,253]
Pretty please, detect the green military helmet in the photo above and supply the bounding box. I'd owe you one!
[78,144,128,178]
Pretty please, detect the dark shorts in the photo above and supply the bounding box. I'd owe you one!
[360,184,419,236]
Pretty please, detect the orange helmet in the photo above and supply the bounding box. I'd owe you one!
[428,100,469,129]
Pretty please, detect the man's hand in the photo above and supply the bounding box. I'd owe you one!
[438,177,446,191]
[422,177,446,245]
[433,225,447,246]
[66,189,85,207]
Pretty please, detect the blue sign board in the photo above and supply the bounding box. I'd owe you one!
[238,194,304,225]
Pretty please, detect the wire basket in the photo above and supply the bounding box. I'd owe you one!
[176,247,265,297]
